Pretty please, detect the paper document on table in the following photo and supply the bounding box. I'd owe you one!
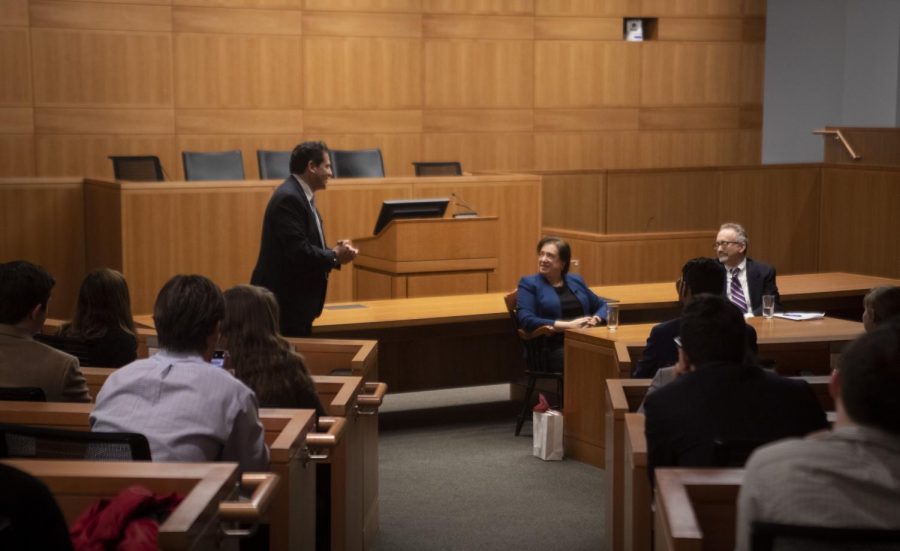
[773,312,825,321]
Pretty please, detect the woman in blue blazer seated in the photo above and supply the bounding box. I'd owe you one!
[517,236,608,373]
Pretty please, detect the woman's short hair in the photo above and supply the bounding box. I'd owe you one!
[537,236,572,275]
[62,268,136,339]
[153,275,224,354]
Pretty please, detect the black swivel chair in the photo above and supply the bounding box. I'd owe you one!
[0,423,152,461]
[182,150,245,181]
[330,148,385,178]
[109,155,165,181]
[751,521,900,551]
[257,150,292,180]
[0,387,46,402]
[412,161,462,176]
[504,290,563,436]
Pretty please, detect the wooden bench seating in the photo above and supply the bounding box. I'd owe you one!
[2,372,387,551]
[605,376,832,551]
[0,401,321,551]
[653,468,744,551]
[1,458,279,550]
[567,316,861,470]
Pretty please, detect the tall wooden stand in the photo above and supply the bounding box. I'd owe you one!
[352,217,499,300]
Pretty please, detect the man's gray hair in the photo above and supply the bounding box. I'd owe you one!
[719,222,749,246]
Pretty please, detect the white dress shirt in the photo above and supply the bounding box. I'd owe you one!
[735,425,900,551]
[90,350,269,473]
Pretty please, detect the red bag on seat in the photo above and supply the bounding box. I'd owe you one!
[70,485,183,551]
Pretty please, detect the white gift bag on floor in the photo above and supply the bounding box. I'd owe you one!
[533,409,564,460]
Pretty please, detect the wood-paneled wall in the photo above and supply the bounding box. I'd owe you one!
[821,127,900,167]
[0,0,765,178]
[818,167,900,279]
[4,173,538,317]
[0,178,84,315]
[6,163,894,318]
[540,163,900,285]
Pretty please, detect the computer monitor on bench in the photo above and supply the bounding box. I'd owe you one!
[373,198,450,235]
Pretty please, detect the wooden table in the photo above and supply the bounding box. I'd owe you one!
[134,272,895,393]
[564,316,863,468]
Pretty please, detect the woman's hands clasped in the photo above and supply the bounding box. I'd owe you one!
[553,315,602,331]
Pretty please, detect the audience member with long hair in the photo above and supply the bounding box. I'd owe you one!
[221,284,324,415]
[59,268,137,367]
[221,284,328,550]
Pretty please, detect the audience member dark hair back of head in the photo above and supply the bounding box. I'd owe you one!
[838,320,900,435]
[680,294,746,366]
[221,285,317,405]
[0,261,55,324]
[153,275,223,354]
[289,141,329,174]
[865,286,900,326]
[536,236,572,275]
[62,268,137,339]
[682,257,726,295]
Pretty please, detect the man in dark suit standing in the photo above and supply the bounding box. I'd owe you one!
[632,257,758,378]
[716,222,781,315]
[251,141,358,337]
[643,295,827,484]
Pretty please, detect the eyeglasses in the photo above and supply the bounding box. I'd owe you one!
[714,241,741,249]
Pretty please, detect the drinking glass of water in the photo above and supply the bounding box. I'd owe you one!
[762,295,775,319]
[607,303,619,331]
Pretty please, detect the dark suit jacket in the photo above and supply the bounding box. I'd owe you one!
[632,318,759,378]
[643,361,828,483]
[745,258,782,315]
[516,273,608,332]
[251,176,337,336]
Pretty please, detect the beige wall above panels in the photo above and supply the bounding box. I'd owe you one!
[0,3,766,177]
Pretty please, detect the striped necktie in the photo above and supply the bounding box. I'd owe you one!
[729,267,748,312]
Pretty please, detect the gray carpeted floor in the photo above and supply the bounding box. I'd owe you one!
[372,419,607,551]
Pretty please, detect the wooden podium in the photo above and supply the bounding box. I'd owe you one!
[352,217,499,300]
